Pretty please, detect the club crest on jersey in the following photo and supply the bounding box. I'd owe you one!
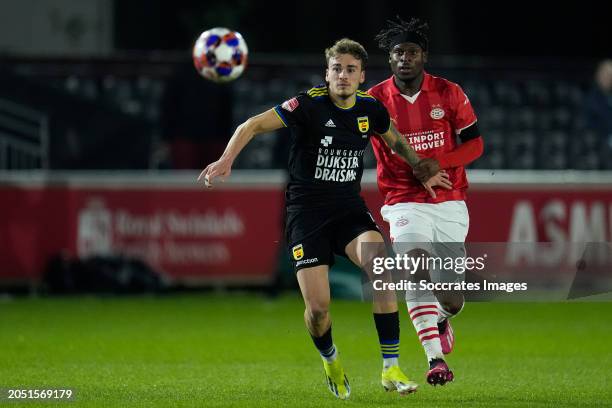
[430,106,445,120]
[292,244,304,260]
[320,136,333,147]
[357,116,369,133]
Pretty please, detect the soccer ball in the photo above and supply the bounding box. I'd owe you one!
[192,27,249,83]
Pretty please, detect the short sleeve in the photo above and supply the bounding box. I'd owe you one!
[450,84,478,132]
[274,94,310,128]
[372,100,391,134]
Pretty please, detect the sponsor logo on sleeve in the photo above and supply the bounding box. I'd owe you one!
[282,97,299,112]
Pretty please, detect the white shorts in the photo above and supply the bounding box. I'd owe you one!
[381,200,469,244]
[382,201,469,282]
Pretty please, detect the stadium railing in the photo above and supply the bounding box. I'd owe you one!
[0,98,49,170]
[0,53,606,170]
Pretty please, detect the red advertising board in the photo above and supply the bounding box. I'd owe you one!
[1,171,611,285]
[0,175,285,284]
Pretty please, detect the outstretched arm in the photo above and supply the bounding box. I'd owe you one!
[198,108,284,188]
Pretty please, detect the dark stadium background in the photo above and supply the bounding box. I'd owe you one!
[0,1,611,407]
[116,1,612,57]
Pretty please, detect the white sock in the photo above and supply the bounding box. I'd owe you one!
[407,290,443,362]
[320,344,338,363]
[383,357,398,370]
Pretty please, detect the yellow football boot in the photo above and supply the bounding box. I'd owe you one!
[381,365,418,395]
[323,358,351,400]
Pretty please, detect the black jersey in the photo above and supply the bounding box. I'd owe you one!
[274,85,391,211]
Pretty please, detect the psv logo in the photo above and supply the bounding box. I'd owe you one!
[292,244,304,260]
[357,116,369,133]
[395,218,409,227]
[430,106,445,120]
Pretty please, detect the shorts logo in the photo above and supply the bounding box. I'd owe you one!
[296,257,318,267]
[320,136,333,147]
[292,244,304,260]
[357,116,369,133]
[395,218,409,227]
[281,97,299,112]
[430,106,445,120]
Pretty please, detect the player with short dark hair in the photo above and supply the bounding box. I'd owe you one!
[369,17,484,386]
[200,38,451,399]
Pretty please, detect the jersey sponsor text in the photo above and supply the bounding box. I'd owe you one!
[315,147,363,182]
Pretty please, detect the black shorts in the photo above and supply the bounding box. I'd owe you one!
[286,208,380,272]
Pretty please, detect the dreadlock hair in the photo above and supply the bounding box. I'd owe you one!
[374,16,429,52]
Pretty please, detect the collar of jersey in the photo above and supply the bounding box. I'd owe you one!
[389,71,432,95]
[332,97,356,110]
[308,85,357,110]
[330,90,376,110]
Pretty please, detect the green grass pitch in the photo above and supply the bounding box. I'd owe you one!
[1,294,611,407]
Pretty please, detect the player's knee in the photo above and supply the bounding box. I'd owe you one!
[406,247,429,260]
[405,248,430,281]
[363,247,388,272]
[439,298,464,316]
[306,304,329,325]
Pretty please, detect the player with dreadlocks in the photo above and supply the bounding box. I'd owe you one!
[201,37,454,399]
[368,16,484,386]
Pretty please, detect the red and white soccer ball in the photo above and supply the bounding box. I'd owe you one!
[192,27,249,83]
